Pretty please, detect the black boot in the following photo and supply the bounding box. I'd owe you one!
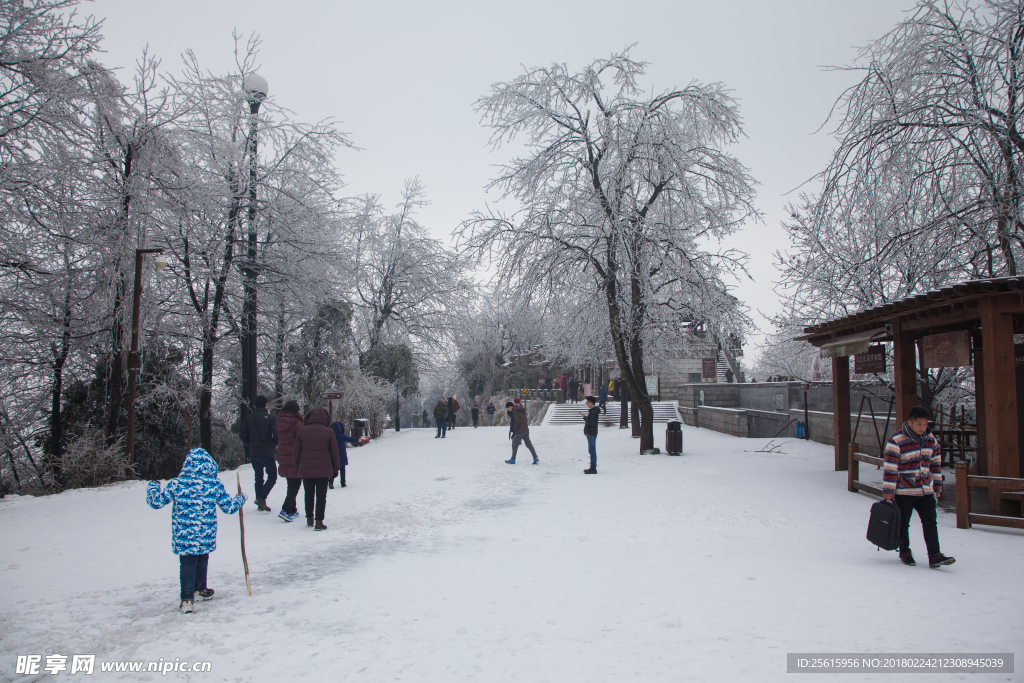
[307,517,314,528]
[584,466,597,474]
[899,549,916,566]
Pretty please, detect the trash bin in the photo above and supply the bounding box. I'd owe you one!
[795,421,806,439]
[353,418,370,445]
[666,421,683,455]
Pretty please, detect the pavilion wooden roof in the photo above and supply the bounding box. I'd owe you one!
[799,276,1024,346]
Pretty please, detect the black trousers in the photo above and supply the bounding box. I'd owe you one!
[331,465,346,487]
[282,477,302,515]
[303,477,328,521]
[895,493,941,557]
[251,457,277,500]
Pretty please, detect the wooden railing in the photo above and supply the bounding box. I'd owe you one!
[847,443,884,497]
[954,462,1024,530]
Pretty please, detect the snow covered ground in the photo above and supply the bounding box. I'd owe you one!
[1,423,1021,682]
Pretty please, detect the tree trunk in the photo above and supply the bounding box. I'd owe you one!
[200,331,214,452]
[47,285,73,485]
[274,302,285,403]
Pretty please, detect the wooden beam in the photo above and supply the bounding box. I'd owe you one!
[833,355,851,472]
[891,317,918,424]
[956,461,970,529]
[979,297,1020,514]
[967,513,1024,529]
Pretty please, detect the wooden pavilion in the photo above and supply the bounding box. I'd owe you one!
[799,277,1024,529]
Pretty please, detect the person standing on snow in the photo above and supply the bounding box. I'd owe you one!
[883,405,955,568]
[599,384,609,414]
[471,403,480,428]
[146,448,246,613]
[434,397,448,438]
[582,396,600,474]
[447,395,460,430]
[505,397,539,465]
[275,400,304,522]
[293,407,340,531]
[486,402,496,426]
[421,408,429,428]
[330,414,368,489]
[238,395,277,512]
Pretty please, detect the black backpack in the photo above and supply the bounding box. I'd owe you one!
[866,499,903,551]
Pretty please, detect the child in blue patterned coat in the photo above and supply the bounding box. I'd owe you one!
[146,448,246,613]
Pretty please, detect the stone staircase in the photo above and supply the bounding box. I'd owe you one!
[544,401,680,427]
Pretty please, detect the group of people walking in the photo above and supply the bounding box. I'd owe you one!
[239,395,367,528]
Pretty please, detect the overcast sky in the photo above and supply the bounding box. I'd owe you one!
[88,0,919,351]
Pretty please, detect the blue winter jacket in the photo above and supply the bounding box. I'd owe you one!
[330,421,359,467]
[146,448,246,555]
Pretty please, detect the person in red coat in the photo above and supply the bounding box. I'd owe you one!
[293,406,340,530]
[275,400,305,522]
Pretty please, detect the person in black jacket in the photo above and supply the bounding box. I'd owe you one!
[582,396,600,474]
[486,403,496,426]
[239,395,278,511]
[471,404,480,428]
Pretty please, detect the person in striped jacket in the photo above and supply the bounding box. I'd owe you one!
[882,405,956,569]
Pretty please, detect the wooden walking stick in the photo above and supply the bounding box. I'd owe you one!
[236,472,252,596]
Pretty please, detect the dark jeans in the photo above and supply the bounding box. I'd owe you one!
[251,457,277,501]
[436,417,447,437]
[511,431,538,461]
[179,553,209,602]
[303,477,328,521]
[448,415,456,429]
[599,400,607,414]
[586,434,597,468]
[281,477,302,515]
[895,493,940,557]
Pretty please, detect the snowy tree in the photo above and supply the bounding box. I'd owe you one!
[459,50,758,451]
[807,0,1024,282]
[350,179,468,352]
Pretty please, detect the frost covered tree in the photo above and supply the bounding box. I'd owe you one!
[350,179,467,351]
[799,0,1024,290]
[774,0,1024,406]
[459,51,757,452]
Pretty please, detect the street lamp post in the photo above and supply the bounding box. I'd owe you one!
[395,382,401,432]
[240,73,268,425]
[125,248,165,477]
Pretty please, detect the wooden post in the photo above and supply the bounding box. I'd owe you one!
[955,461,970,529]
[973,335,987,476]
[848,442,859,493]
[832,355,850,471]
[979,298,1020,514]
[891,317,918,426]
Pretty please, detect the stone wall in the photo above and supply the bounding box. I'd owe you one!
[676,383,897,456]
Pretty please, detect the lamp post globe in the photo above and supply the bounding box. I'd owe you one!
[243,73,268,99]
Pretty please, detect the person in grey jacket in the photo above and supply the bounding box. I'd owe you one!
[582,396,600,474]
[505,398,539,465]
[239,395,278,511]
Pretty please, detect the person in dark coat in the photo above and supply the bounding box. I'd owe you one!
[421,409,429,428]
[447,395,460,430]
[582,396,600,474]
[486,403,496,426]
[434,397,448,438]
[599,385,609,414]
[330,417,363,489]
[471,404,480,428]
[505,398,539,465]
[238,395,278,512]
[275,400,304,522]
[569,378,579,403]
[293,407,340,530]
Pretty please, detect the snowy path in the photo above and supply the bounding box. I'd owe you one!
[1,425,1021,682]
